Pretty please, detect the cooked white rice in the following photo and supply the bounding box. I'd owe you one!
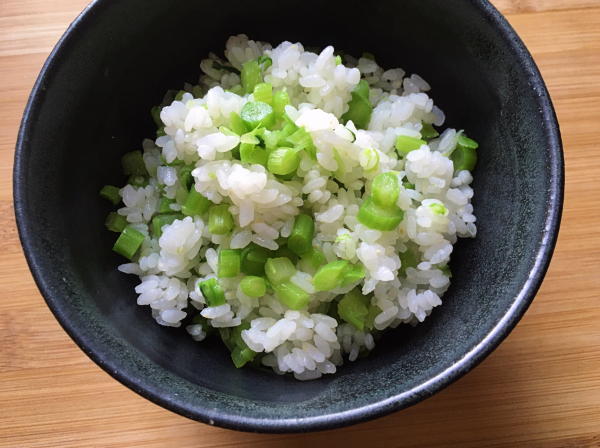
[115,35,477,380]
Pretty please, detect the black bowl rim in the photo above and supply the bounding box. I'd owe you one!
[13,0,564,433]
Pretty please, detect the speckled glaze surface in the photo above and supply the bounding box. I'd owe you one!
[13,0,563,433]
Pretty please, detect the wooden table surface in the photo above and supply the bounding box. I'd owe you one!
[1,1,599,446]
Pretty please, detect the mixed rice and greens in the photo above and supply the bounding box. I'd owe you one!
[100,35,478,380]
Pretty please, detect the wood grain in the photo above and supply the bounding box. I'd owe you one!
[1,1,599,446]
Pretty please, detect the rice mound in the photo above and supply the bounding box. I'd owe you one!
[115,35,477,380]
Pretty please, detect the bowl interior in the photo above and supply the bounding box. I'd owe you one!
[15,0,562,432]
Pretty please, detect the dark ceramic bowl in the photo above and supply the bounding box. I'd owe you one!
[14,0,563,433]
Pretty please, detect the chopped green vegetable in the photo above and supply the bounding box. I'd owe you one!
[151,106,163,128]
[241,59,262,94]
[174,90,186,101]
[127,175,149,188]
[274,244,299,266]
[288,214,314,255]
[218,249,241,278]
[240,243,273,276]
[113,226,145,260]
[258,54,273,71]
[458,134,479,149]
[240,143,269,166]
[357,197,404,231]
[420,122,439,139]
[339,264,366,288]
[240,101,276,131]
[451,139,478,172]
[362,52,376,61]
[121,151,148,176]
[398,244,419,277]
[159,196,178,214]
[272,90,290,119]
[152,213,185,238]
[208,204,233,235]
[365,305,382,331]
[265,257,296,285]
[253,82,273,105]
[100,185,121,205]
[105,212,128,233]
[341,80,372,129]
[403,181,416,190]
[440,265,452,277]
[275,281,310,310]
[229,111,247,136]
[395,135,426,155]
[313,260,349,291]
[226,84,244,96]
[199,277,226,307]
[429,203,447,215]
[213,61,241,75]
[182,185,212,217]
[371,172,400,208]
[192,85,203,98]
[337,287,369,331]
[179,165,194,191]
[298,247,325,270]
[334,55,342,66]
[240,276,267,297]
[335,234,352,243]
[332,148,346,181]
[267,148,301,175]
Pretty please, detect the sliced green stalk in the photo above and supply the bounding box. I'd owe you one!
[240,243,273,276]
[298,247,325,270]
[240,276,267,297]
[208,204,233,235]
[334,55,342,66]
[340,264,366,288]
[240,101,276,131]
[258,54,273,71]
[229,111,247,136]
[182,185,212,217]
[151,106,163,128]
[341,80,372,130]
[313,260,350,291]
[128,174,149,188]
[121,151,148,176]
[212,61,241,75]
[174,90,186,101]
[275,282,310,310]
[357,197,404,231]
[199,277,226,307]
[440,265,452,277]
[458,134,479,149]
[152,213,185,238]
[179,165,194,191]
[450,144,478,172]
[240,143,269,166]
[371,172,400,208]
[267,148,301,175]
[274,245,299,265]
[241,59,263,94]
[100,185,121,205]
[105,212,128,233]
[398,244,419,277]
[365,305,382,331]
[337,287,369,331]
[218,249,241,278]
[113,226,145,260]
[227,85,244,96]
[288,214,314,255]
[272,90,290,119]
[332,148,346,181]
[395,135,426,155]
[159,196,178,214]
[192,85,203,98]
[429,203,447,215]
[420,122,439,139]
[265,257,296,285]
[403,181,416,190]
[253,83,273,105]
